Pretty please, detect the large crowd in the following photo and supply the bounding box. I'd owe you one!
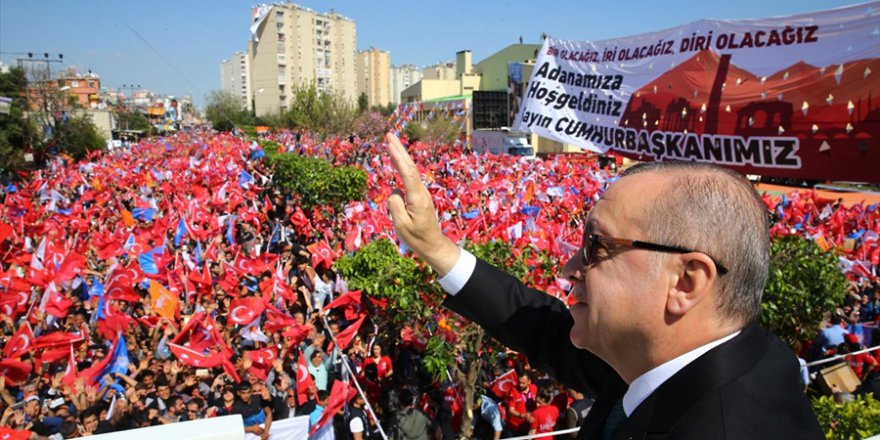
[0,129,877,439]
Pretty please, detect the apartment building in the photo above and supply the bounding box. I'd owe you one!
[220,51,251,111]
[390,64,422,105]
[422,62,456,80]
[249,3,356,117]
[355,48,391,108]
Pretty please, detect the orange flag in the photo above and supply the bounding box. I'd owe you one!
[149,280,179,319]
[121,209,134,228]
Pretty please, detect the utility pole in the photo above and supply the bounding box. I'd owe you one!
[14,52,63,157]
[119,84,142,133]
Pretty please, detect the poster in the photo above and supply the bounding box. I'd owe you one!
[515,2,880,182]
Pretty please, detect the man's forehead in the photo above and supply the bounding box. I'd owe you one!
[589,172,667,231]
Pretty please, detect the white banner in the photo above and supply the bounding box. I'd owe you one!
[250,4,274,42]
[515,2,880,182]
[243,416,311,440]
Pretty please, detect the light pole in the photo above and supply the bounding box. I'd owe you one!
[13,52,64,155]
[119,84,142,132]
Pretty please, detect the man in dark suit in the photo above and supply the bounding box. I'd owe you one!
[384,133,823,439]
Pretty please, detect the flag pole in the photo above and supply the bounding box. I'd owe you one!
[319,314,388,440]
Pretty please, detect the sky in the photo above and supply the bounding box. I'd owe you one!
[0,0,864,107]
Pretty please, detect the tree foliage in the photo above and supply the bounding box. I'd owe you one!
[334,239,443,321]
[205,89,249,132]
[352,111,389,140]
[334,236,538,438]
[52,114,105,160]
[0,67,40,173]
[117,110,154,134]
[760,236,849,348]
[282,83,357,137]
[812,395,880,440]
[266,148,366,212]
[357,92,368,114]
[423,116,462,145]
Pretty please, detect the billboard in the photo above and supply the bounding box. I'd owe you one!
[515,2,880,182]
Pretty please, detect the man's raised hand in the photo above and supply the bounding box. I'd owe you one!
[385,133,459,276]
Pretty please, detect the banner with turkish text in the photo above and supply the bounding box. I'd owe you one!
[515,2,880,182]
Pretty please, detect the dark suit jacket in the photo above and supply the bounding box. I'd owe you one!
[444,259,823,439]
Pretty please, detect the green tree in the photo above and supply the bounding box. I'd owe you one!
[205,89,248,132]
[0,67,41,172]
[283,83,356,137]
[403,121,424,142]
[117,111,153,134]
[423,116,461,145]
[357,92,368,114]
[53,114,105,160]
[760,236,849,348]
[334,238,539,438]
[266,150,367,212]
[812,395,880,440]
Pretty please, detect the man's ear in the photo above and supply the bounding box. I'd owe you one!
[666,253,717,316]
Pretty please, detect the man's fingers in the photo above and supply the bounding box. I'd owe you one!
[386,132,423,195]
[387,190,412,234]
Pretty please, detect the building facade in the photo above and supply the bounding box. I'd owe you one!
[220,51,251,111]
[355,48,391,108]
[249,3,356,117]
[390,64,422,105]
[422,62,456,80]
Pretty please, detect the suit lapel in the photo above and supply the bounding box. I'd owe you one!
[577,382,627,440]
[613,323,769,439]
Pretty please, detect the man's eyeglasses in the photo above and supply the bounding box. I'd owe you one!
[580,232,729,275]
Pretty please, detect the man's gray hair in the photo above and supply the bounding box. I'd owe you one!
[619,161,770,325]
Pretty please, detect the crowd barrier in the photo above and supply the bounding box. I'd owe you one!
[805,344,880,368]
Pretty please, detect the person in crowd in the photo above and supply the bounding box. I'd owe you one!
[384,133,823,439]
[345,394,370,440]
[470,392,503,440]
[528,388,560,438]
[232,382,272,440]
[389,389,432,440]
[504,373,533,436]
[563,388,594,439]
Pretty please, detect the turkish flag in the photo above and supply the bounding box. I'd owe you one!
[281,322,314,347]
[310,379,357,435]
[328,314,366,352]
[296,349,316,405]
[247,347,278,369]
[187,264,212,286]
[97,314,134,341]
[0,221,14,243]
[490,369,518,398]
[264,306,297,333]
[323,290,364,321]
[227,297,265,326]
[307,240,336,270]
[0,359,33,385]
[45,289,74,318]
[0,294,21,320]
[3,323,35,359]
[168,343,228,368]
[105,266,142,303]
[33,328,86,350]
[245,347,278,381]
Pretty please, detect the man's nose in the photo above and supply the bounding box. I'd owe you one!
[561,253,584,283]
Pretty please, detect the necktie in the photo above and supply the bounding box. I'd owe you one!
[600,397,627,440]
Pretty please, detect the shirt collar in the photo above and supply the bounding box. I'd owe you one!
[622,330,741,416]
